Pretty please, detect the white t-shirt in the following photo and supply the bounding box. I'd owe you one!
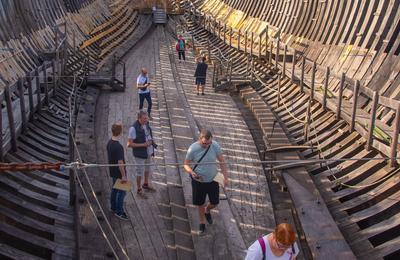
[245,234,299,260]
[128,125,154,156]
[137,74,150,94]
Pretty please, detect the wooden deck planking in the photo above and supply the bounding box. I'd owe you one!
[173,37,275,252]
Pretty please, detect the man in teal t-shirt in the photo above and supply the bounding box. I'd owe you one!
[184,129,229,234]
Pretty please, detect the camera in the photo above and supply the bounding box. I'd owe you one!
[152,142,158,149]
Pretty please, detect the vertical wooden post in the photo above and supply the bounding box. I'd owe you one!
[111,55,116,90]
[300,56,305,92]
[4,85,17,152]
[26,75,34,120]
[244,31,248,54]
[366,91,379,151]
[207,39,211,60]
[18,79,27,132]
[275,39,280,70]
[390,102,400,167]
[336,72,345,119]
[218,21,221,38]
[283,45,287,75]
[35,67,41,112]
[52,60,57,97]
[229,27,232,47]
[250,32,254,56]
[322,67,330,110]
[269,41,273,66]
[224,24,227,44]
[277,74,282,106]
[0,93,3,161]
[291,50,296,82]
[42,64,49,106]
[265,25,269,58]
[54,26,58,53]
[350,80,359,132]
[238,29,241,51]
[258,33,262,57]
[123,62,126,90]
[73,30,76,55]
[305,97,312,141]
[310,62,316,100]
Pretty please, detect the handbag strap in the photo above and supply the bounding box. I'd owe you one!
[192,144,211,171]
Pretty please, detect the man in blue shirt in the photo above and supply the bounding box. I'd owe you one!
[184,129,229,234]
[137,68,153,120]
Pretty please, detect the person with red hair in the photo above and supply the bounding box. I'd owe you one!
[245,223,299,260]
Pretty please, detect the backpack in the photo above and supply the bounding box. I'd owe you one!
[258,237,296,260]
[176,39,185,51]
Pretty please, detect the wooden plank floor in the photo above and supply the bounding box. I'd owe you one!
[81,25,276,259]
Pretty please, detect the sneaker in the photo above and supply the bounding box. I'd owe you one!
[114,212,129,221]
[201,93,205,96]
[199,224,206,234]
[205,212,213,224]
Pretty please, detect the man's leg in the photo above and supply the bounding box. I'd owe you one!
[116,190,127,214]
[201,84,205,95]
[182,51,186,61]
[196,84,200,95]
[135,158,147,198]
[143,158,156,191]
[198,204,206,224]
[139,94,145,110]
[110,178,117,212]
[145,93,152,116]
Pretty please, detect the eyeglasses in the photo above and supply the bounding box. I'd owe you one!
[275,238,291,250]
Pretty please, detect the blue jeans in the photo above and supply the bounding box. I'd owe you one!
[110,177,126,214]
[139,92,152,115]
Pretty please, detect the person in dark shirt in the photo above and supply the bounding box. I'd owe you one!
[107,123,129,220]
[194,56,208,95]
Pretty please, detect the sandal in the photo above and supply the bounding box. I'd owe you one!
[137,188,148,199]
[142,184,156,192]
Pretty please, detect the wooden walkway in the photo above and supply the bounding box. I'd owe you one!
[77,25,276,259]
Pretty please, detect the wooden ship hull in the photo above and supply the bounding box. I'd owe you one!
[0,0,398,259]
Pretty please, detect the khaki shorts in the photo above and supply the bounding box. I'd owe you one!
[134,156,153,177]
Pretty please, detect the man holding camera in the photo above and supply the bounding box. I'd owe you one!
[137,67,153,120]
[128,111,157,198]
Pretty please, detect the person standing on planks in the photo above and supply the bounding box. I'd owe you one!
[194,56,208,96]
[183,129,229,234]
[127,111,157,199]
[176,34,186,62]
[137,68,153,120]
[107,123,129,220]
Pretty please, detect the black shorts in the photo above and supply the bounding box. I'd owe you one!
[195,77,206,85]
[191,179,219,206]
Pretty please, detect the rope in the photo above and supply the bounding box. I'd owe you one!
[71,131,130,260]
[309,106,400,189]
[73,167,121,260]
[251,66,306,124]
[67,58,129,259]
[1,156,399,172]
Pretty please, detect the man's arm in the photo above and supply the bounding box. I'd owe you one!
[184,159,199,179]
[127,138,151,148]
[217,154,229,186]
[118,159,127,182]
[137,77,150,89]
